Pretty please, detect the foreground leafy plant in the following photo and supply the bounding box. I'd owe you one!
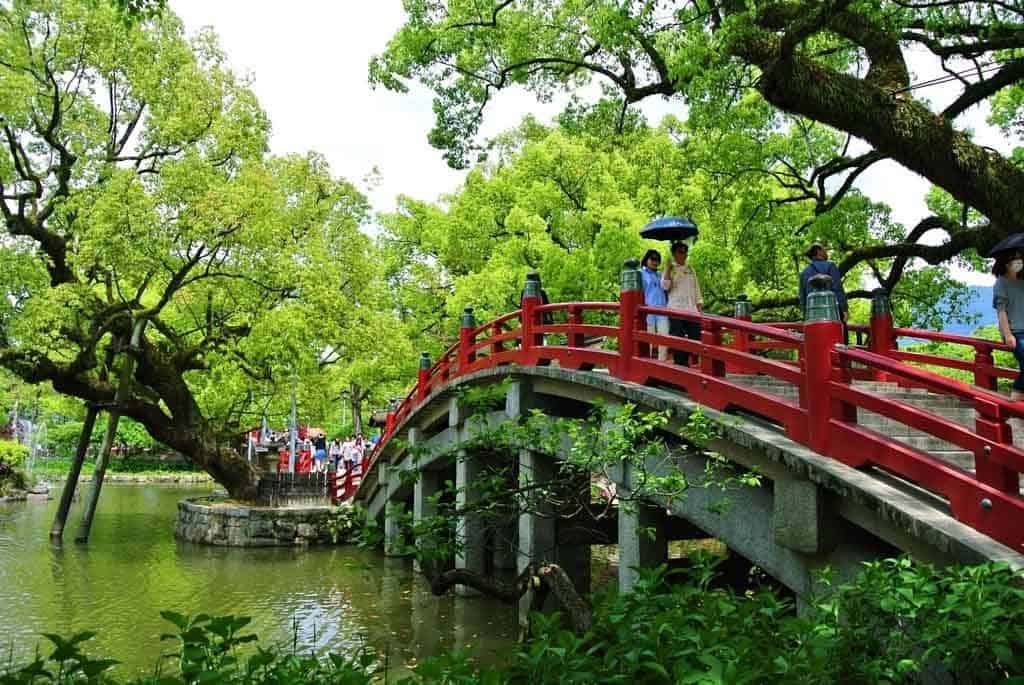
[1,612,377,685]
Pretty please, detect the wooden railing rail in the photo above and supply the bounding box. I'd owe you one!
[359,271,1024,552]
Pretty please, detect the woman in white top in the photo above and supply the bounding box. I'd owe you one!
[661,242,703,366]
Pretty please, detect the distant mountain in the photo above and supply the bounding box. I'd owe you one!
[941,285,995,335]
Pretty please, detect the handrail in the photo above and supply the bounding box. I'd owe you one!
[893,327,1010,353]
[360,293,1024,553]
[471,309,522,338]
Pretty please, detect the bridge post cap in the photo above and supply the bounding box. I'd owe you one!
[523,276,542,298]
[419,351,431,369]
[805,287,840,323]
[620,259,642,292]
[808,273,833,290]
[461,306,476,328]
[734,294,751,318]
[871,288,892,317]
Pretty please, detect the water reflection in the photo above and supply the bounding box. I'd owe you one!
[0,485,516,674]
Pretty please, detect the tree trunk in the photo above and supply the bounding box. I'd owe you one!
[75,407,120,544]
[745,47,1024,237]
[49,404,97,541]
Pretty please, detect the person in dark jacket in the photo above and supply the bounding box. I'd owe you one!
[799,242,848,324]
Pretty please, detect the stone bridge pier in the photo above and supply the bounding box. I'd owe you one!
[362,367,1024,624]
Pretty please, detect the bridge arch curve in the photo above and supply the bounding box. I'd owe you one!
[357,365,1024,606]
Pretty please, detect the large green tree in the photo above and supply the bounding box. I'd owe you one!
[0,0,372,498]
[373,0,1024,274]
[382,110,971,325]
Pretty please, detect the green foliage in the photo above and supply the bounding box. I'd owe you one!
[0,440,29,468]
[0,611,378,685]
[325,505,366,544]
[396,558,1024,684]
[0,1,416,490]
[902,325,1016,389]
[380,115,974,340]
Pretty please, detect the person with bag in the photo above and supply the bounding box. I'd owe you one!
[799,242,848,335]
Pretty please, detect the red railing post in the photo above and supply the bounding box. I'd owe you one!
[731,295,752,374]
[491,323,504,356]
[700,320,725,377]
[869,288,896,381]
[458,307,476,374]
[521,278,541,364]
[568,305,585,349]
[973,347,998,391]
[617,259,643,382]
[416,352,431,402]
[974,401,1019,494]
[802,275,844,455]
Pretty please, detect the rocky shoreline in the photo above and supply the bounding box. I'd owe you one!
[0,474,214,504]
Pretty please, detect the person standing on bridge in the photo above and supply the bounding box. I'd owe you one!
[641,249,670,361]
[799,242,848,331]
[993,248,1024,401]
[661,242,703,366]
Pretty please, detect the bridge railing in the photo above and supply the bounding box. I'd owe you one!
[364,264,1024,552]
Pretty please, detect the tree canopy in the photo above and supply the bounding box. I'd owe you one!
[372,0,1024,268]
[0,0,384,496]
[381,108,974,327]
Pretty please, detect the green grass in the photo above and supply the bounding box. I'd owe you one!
[30,456,205,480]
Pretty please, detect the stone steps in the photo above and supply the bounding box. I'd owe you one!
[725,374,1024,479]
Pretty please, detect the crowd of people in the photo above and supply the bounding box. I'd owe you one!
[252,426,376,476]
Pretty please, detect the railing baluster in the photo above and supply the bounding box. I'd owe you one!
[568,305,585,349]
[617,260,642,382]
[459,307,476,373]
[491,322,504,356]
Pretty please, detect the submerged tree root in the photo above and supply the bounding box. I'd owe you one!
[422,560,593,634]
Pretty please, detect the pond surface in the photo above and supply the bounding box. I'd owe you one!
[0,484,517,675]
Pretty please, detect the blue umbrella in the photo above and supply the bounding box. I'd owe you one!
[987,233,1024,258]
[640,216,699,242]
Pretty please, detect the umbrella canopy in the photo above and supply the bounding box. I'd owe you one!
[988,233,1024,258]
[640,216,699,242]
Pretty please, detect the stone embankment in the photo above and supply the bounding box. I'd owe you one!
[102,473,213,483]
[176,497,338,547]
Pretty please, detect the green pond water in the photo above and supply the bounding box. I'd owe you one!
[0,484,517,675]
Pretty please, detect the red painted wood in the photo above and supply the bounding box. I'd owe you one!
[355,297,1024,553]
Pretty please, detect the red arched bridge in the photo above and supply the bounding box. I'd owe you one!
[337,263,1024,602]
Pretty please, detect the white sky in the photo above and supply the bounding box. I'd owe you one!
[172,1,1010,286]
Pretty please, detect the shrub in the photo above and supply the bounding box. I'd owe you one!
[0,440,29,468]
[401,556,1024,684]
[0,612,378,685]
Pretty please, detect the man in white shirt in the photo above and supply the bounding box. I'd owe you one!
[661,242,704,366]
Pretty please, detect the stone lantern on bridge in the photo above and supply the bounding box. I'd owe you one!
[805,273,840,322]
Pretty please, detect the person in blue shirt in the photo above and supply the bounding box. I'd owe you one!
[640,249,670,360]
[799,242,848,327]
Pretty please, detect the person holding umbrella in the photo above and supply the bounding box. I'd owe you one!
[640,217,702,367]
[661,242,704,366]
[991,235,1024,400]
